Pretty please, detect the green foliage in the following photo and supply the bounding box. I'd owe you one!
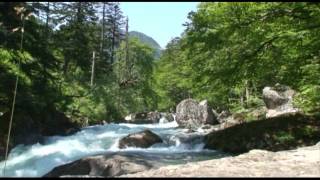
[0,2,152,127]
[0,49,33,85]
[302,125,318,137]
[273,131,295,144]
[205,113,320,153]
[113,37,156,115]
[129,31,162,59]
[294,85,320,113]
[152,2,320,114]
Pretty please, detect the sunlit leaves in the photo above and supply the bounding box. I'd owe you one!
[0,49,32,85]
[154,2,320,113]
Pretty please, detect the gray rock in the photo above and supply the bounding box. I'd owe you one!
[124,112,154,124]
[262,84,300,118]
[176,99,219,130]
[211,109,219,118]
[214,110,246,130]
[216,110,232,124]
[146,112,161,123]
[199,100,216,125]
[168,133,204,146]
[44,153,154,177]
[160,112,175,122]
[118,129,163,149]
[124,111,173,124]
[122,144,320,177]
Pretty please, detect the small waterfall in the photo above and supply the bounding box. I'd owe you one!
[159,117,168,124]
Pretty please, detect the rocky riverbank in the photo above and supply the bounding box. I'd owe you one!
[3,84,320,177]
[122,143,320,177]
[204,113,320,153]
[0,107,81,161]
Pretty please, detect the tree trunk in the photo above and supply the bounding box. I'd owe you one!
[125,17,129,79]
[90,51,95,87]
[63,59,69,75]
[245,80,250,107]
[45,2,50,37]
[240,95,244,107]
[111,22,115,64]
[100,2,105,62]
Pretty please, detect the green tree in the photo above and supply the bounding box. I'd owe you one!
[113,37,156,115]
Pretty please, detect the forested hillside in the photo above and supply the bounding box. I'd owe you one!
[0,2,162,156]
[0,2,157,128]
[0,2,319,141]
[129,31,162,59]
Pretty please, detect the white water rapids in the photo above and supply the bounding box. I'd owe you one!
[0,119,224,177]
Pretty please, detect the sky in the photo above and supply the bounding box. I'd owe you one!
[120,2,199,49]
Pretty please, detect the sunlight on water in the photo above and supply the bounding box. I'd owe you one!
[0,120,217,177]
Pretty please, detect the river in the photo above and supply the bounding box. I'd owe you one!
[0,118,228,177]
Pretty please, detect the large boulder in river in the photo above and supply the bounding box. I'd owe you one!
[176,99,219,130]
[118,129,163,149]
[44,153,155,177]
[262,84,300,118]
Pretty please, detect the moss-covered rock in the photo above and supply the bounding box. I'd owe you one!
[204,113,320,154]
[0,107,81,159]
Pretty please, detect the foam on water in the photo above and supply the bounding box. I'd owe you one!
[0,120,215,177]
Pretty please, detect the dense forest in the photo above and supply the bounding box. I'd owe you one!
[0,2,319,133]
[0,2,157,126]
[153,2,320,115]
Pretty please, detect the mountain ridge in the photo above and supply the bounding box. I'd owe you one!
[129,31,162,59]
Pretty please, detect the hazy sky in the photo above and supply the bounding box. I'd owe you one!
[120,2,199,49]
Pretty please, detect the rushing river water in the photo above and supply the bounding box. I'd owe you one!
[0,119,228,177]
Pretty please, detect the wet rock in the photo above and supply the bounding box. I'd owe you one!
[0,138,6,161]
[0,111,43,147]
[118,129,163,149]
[160,112,175,122]
[44,159,91,177]
[41,109,80,136]
[124,111,170,124]
[168,133,204,147]
[44,154,154,177]
[147,112,162,123]
[176,99,219,130]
